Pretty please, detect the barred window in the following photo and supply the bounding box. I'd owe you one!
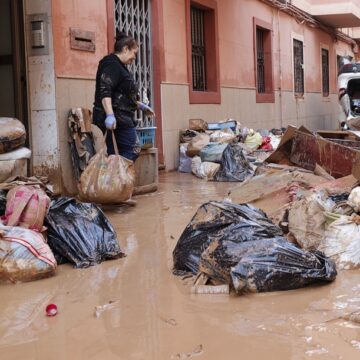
[256,27,266,93]
[191,6,206,91]
[293,39,304,95]
[322,48,329,97]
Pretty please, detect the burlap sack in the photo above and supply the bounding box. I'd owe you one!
[78,132,135,204]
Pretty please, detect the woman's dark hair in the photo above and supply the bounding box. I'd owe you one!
[114,32,138,53]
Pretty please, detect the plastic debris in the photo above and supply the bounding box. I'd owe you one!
[94,300,120,318]
[46,304,58,317]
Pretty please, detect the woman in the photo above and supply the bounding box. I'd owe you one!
[92,32,154,161]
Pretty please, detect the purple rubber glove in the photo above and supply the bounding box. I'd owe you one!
[105,114,116,130]
[137,101,155,117]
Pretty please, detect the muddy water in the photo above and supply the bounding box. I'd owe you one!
[1,172,360,359]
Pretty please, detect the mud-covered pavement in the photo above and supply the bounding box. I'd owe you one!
[1,172,360,359]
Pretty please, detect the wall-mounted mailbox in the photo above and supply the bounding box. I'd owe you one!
[70,28,95,52]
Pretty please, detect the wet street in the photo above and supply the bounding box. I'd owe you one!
[0,172,360,359]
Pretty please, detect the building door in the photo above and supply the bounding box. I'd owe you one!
[114,0,153,128]
[0,0,28,129]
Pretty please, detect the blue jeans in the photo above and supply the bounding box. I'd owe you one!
[105,127,140,161]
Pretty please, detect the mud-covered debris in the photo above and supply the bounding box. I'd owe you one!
[172,344,203,359]
[94,300,120,318]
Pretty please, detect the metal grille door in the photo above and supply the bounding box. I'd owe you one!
[114,0,153,127]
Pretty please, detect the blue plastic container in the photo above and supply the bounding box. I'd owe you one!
[136,127,156,149]
[207,120,236,131]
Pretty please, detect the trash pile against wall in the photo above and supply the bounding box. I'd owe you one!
[0,118,32,183]
[178,119,283,182]
[45,197,124,268]
[0,176,125,283]
[173,201,336,294]
[173,126,360,295]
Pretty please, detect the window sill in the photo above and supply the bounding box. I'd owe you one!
[189,89,221,104]
[256,92,275,103]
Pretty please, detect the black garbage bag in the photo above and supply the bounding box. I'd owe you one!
[0,190,6,216]
[213,143,254,182]
[172,201,283,274]
[45,197,125,268]
[229,238,336,294]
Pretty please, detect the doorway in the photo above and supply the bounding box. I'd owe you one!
[0,0,28,130]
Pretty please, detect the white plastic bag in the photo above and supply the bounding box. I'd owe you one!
[191,156,220,180]
[289,191,335,250]
[178,143,192,173]
[348,186,360,212]
[323,215,360,269]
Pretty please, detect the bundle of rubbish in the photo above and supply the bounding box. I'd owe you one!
[0,118,32,183]
[178,118,283,182]
[173,201,337,295]
[173,124,360,295]
[0,176,125,284]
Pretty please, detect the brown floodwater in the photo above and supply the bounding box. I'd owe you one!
[1,172,360,359]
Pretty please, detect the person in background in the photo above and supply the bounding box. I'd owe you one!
[92,32,154,161]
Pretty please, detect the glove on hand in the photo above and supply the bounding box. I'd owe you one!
[105,114,116,130]
[137,102,155,117]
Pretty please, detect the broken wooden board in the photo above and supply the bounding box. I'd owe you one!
[228,169,329,205]
[314,174,359,194]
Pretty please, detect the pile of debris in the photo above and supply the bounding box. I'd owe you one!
[0,118,31,183]
[178,118,283,181]
[0,177,125,284]
[173,124,360,295]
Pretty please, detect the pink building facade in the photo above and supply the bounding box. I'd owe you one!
[2,0,360,193]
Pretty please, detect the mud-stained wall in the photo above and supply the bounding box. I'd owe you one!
[24,0,60,191]
[52,0,108,78]
[160,0,353,170]
[56,78,95,195]
[51,0,109,194]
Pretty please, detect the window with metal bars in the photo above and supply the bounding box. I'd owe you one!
[191,6,206,91]
[256,27,266,93]
[254,19,274,103]
[293,39,304,95]
[321,48,329,97]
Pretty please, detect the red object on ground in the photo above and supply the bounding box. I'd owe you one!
[46,304,58,316]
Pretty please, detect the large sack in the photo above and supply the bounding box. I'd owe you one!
[209,129,236,144]
[178,143,192,173]
[288,191,335,250]
[191,156,220,180]
[189,119,208,132]
[3,186,50,232]
[173,201,283,274]
[186,133,210,157]
[213,143,254,182]
[78,132,135,204]
[230,239,336,293]
[244,131,262,150]
[322,215,360,269]
[0,226,56,283]
[45,197,125,268]
[347,186,360,212]
[0,118,26,154]
[200,143,228,163]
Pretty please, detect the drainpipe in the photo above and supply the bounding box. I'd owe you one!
[277,9,283,128]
